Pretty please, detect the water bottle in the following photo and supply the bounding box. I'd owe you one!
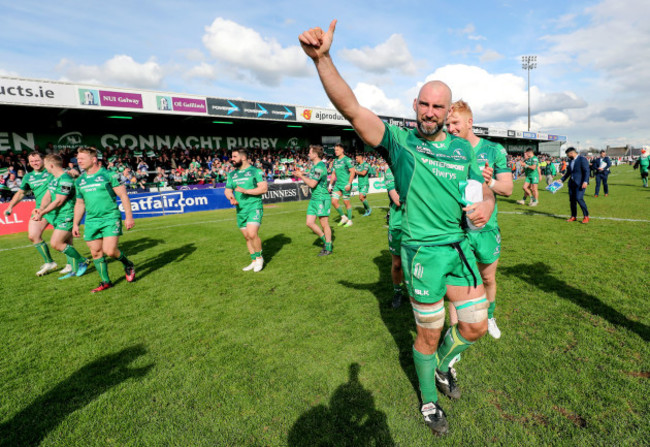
[461,179,484,231]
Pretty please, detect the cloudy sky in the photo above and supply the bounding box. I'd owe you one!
[1,0,648,149]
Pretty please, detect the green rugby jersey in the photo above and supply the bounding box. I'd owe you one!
[307,161,329,200]
[46,172,76,220]
[384,167,402,231]
[332,156,354,188]
[376,123,484,246]
[225,165,265,210]
[75,167,122,222]
[640,157,649,172]
[19,170,51,207]
[542,163,556,176]
[525,156,539,174]
[356,161,370,188]
[471,138,510,232]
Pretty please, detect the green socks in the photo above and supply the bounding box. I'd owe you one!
[436,325,474,373]
[487,301,496,319]
[62,244,86,271]
[413,347,438,404]
[320,235,326,245]
[252,251,262,259]
[34,242,54,263]
[116,251,133,267]
[325,242,333,251]
[393,283,403,294]
[336,206,345,217]
[93,257,111,283]
[347,208,352,219]
[363,200,370,211]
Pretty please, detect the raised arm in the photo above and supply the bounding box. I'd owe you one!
[299,20,385,147]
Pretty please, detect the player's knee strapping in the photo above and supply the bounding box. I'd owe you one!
[411,299,445,329]
[453,294,489,323]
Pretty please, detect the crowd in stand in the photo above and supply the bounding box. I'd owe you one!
[0,145,388,199]
[0,143,634,201]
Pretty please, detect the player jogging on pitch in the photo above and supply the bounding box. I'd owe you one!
[384,165,404,308]
[32,154,89,279]
[517,148,539,206]
[4,152,72,276]
[225,148,268,272]
[354,154,372,216]
[329,143,355,227]
[300,20,495,436]
[635,147,649,187]
[73,147,136,293]
[293,144,333,256]
[446,100,513,343]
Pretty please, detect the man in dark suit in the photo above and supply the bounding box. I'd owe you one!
[560,147,590,223]
[593,150,611,197]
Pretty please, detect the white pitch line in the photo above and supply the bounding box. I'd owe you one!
[4,200,641,253]
[500,211,650,223]
[0,202,390,252]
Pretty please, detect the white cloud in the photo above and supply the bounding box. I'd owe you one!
[339,34,416,75]
[479,49,504,63]
[451,23,486,40]
[178,49,205,62]
[419,64,586,128]
[454,44,503,63]
[352,82,408,117]
[201,17,311,86]
[185,62,217,80]
[0,68,20,77]
[550,13,577,29]
[542,0,650,93]
[56,55,163,89]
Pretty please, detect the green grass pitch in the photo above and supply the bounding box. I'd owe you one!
[1,165,648,446]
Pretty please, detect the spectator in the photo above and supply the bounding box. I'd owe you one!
[560,147,590,224]
[594,150,611,197]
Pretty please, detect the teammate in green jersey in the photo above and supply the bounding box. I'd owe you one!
[384,165,404,308]
[293,144,333,256]
[32,154,89,280]
[354,154,372,216]
[300,20,496,436]
[3,152,67,276]
[225,148,268,272]
[517,148,540,206]
[447,100,513,343]
[73,147,136,293]
[635,148,649,187]
[329,143,355,227]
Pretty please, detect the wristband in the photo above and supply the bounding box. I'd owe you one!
[489,178,496,189]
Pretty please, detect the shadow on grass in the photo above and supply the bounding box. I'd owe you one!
[505,208,568,220]
[0,345,153,447]
[119,237,164,256]
[338,251,419,400]
[117,243,197,283]
[311,232,337,247]
[262,233,291,265]
[287,363,394,447]
[501,262,650,342]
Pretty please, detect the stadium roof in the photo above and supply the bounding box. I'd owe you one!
[0,76,566,142]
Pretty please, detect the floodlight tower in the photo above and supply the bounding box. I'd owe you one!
[521,55,537,131]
